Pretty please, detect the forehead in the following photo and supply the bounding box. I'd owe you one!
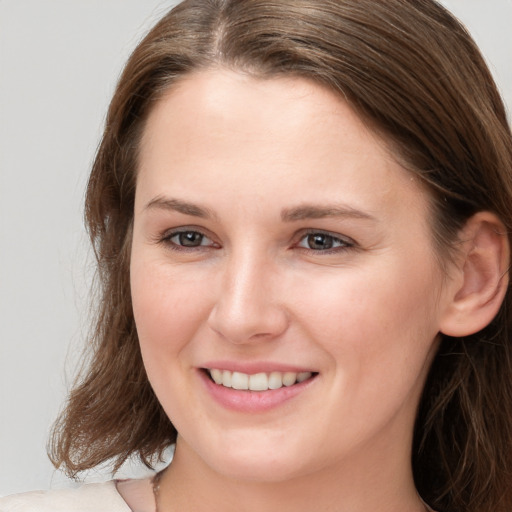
[141,69,386,160]
[137,68,429,226]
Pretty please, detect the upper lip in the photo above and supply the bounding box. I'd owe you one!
[200,361,317,374]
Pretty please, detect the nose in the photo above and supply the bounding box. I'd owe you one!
[207,250,289,344]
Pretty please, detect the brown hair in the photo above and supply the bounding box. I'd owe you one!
[49,1,512,510]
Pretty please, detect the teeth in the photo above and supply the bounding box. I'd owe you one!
[249,372,268,391]
[282,372,297,387]
[231,371,249,390]
[222,370,232,388]
[210,369,223,385]
[297,372,311,383]
[208,369,313,391]
[268,371,284,390]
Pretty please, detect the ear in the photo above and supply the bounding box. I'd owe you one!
[440,211,510,337]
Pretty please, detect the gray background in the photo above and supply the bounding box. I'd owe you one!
[1,0,511,495]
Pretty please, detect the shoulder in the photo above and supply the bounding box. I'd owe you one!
[0,481,131,512]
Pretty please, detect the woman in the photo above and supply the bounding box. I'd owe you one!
[2,0,511,511]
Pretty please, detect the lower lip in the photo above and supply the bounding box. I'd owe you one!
[199,370,317,413]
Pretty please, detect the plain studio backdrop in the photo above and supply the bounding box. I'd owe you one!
[1,0,511,496]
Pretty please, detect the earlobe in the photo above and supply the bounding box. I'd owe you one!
[440,212,510,337]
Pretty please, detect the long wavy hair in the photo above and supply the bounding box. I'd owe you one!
[49,1,512,511]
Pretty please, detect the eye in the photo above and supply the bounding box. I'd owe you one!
[297,231,353,252]
[163,229,216,249]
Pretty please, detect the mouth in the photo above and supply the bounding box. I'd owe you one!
[205,368,317,391]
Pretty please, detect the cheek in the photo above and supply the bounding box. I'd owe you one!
[130,256,209,365]
[130,257,215,421]
[292,260,441,373]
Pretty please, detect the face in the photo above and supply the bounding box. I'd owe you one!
[131,69,452,483]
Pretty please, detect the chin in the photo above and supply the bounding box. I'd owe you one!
[183,430,313,483]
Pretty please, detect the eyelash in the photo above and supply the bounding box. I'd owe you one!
[296,229,354,254]
[159,228,218,251]
[158,228,355,254]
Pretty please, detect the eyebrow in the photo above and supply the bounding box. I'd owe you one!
[144,196,376,223]
[144,196,215,219]
[281,204,376,222]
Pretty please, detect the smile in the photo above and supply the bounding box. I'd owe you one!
[207,369,314,391]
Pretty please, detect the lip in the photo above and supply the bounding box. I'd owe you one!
[198,366,318,413]
[201,360,315,374]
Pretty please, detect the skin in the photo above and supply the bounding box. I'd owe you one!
[130,69,458,512]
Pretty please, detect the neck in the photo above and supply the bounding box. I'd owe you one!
[157,434,426,512]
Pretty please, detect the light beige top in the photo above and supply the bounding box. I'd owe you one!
[1,478,439,512]
[0,478,155,512]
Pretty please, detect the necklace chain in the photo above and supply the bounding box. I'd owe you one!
[152,471,164,512]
